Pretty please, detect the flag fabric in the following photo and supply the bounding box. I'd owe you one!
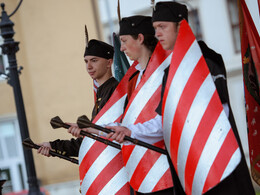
[162,20,242,195]
[113,32,130,82]
[121,43,174,193]
[78,63,138,195]
[238,0,260,186]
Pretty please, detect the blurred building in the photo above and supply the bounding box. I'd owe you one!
[0,0,259,194]
[99,0,259,191]
[0,0,102,194]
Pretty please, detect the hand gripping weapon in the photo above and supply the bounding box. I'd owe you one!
[50,116,121,150]
[22,137,78,164]
[77,115,167,155]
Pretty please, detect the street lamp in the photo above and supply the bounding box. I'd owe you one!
[0,2,42,195]
[0,179,6,195]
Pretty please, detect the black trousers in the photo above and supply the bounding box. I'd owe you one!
[135,187,174,195]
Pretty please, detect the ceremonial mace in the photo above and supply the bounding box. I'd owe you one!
[50,116,121,150]
[22,138,78,164]
[77,115,167,155]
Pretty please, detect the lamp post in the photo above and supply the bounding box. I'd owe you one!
[0,179,6,195]
[0,3,42,195]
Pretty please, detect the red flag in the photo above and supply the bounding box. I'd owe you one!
[78,63,137,195]
[239,0,260,186]
[121,43,174,193]
[162,20,241,195]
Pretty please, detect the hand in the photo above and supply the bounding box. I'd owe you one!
[66,123,81,138]
[37,142,52,157]
[106,126,131,143]
[81,127,100,135]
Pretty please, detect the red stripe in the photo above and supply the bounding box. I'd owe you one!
[184,91,221,194]
[122,140,166,188]
[93,62,138,123]
[129,149,161,190]
[122,145,135,166]
[93,80,98,102]
[79,141,107,180]
[114,114,123,123]
[162,21,196,121]
[121,43,173,192]
[86,152,125,194]
[153,140,166,148]
[135,86,161,124]
[115,183,131,195]
[169,57,206,169]
[202,129,239,193]
[124,43,170,118]
[152,168,173,191]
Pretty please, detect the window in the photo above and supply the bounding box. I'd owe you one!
[227,0,240,53]
[0,117,27,194]
[188,9,203,41]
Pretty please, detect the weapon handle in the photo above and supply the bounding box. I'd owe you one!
[79,131,121,150]
[49,150,78,164]
[22,138,78,164]
[77,117,167,155]
[86,122,166,154]
[62,123,70,129]
[52,116,121,150]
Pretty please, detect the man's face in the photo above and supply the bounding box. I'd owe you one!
[153,21,179,51]
[84,55,111,81]
[120,35,142,61]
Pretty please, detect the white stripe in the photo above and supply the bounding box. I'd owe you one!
[138,154,169,193]
[99,167,129,195]
[126,146,147,179]
[163,40,201,155]
[81,146,120,195]
[78,137,96,164]
[95,94,127,125]
[122,53,172,125]
[177,74,215,189]
[192,110,232,195]
[221,148,241,180]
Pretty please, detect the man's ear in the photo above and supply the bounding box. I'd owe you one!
[107,59,113,68]
[138,33,145,44]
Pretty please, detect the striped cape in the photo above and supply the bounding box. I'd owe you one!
[162,20,241,195]
[78,62,138,195]
[121,43,174,193]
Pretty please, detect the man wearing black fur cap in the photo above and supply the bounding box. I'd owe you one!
[152,1,255,195]
[37,39,118,158]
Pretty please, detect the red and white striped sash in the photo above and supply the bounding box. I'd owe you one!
[121,43,174,193]
[78,63,138,195]
[162,20,241,195]
[93,79,99,102]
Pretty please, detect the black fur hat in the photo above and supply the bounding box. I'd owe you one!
[119,15,155,36]
[84,39,114,59]
[152,1,188,23]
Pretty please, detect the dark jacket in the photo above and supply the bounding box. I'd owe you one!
[50,77,118,157]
